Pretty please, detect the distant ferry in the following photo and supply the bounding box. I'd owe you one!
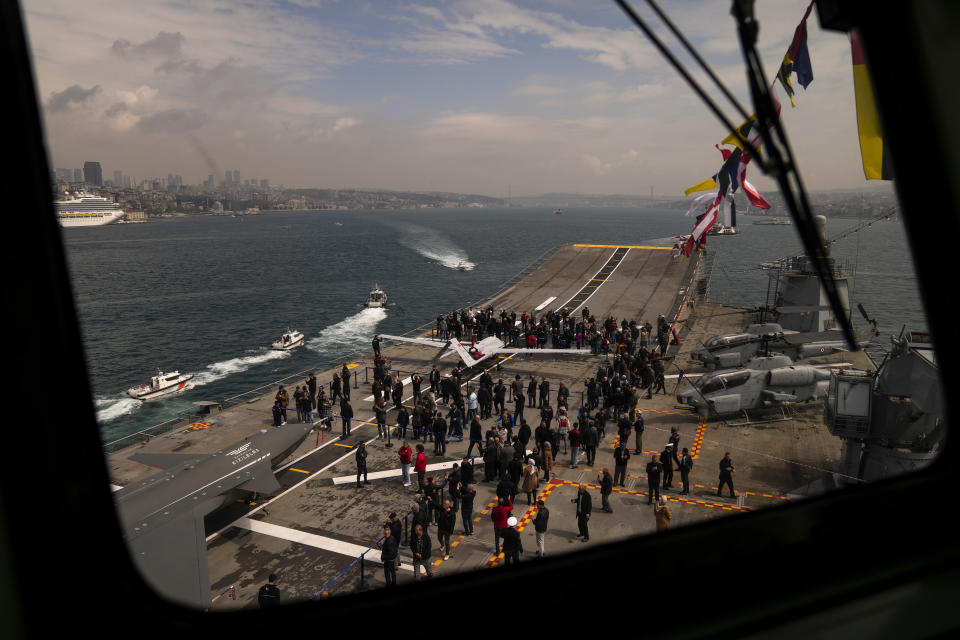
[753,217,792,225]
[55,192,124,227]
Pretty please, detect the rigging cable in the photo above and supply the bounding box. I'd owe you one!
[612,0,765,164]
[612,0,859,350]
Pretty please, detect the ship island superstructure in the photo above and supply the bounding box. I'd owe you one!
[55,192,125,227]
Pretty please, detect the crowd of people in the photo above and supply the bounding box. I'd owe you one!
[260,305,743,591]
[434,305,676,355]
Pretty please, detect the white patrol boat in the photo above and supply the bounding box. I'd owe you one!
[271,329,305,350]
[365,284,387,308]
[127,370,194,400]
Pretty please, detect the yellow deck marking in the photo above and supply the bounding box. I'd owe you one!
[574,244,672,250]
[432,499,499,569]
[578,467,790,501]
[690,418,706,459]
[484,482,561,568]
[590,278,607,282]
[333,443,353,448]
[288,468,311,474]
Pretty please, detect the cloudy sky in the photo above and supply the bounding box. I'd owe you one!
[23,0,875,196]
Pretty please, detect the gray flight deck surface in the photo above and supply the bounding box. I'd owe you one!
[104,244,875,609]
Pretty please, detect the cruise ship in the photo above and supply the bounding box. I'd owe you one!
[54,192,125,227]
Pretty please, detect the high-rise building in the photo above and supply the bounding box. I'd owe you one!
[232,170,240,185]
[83,161,103,185]
[207,174,214,189]
[224,169,232,186]
[260,179,269,188]
[55,168,72,181]
[114,170,123,186]
[74,168,83,182]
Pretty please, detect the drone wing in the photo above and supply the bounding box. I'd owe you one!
[380,334,451,348]
[498,348,589,355]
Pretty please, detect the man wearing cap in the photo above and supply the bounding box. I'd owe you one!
[500,516,523,566]
[387,512,402,541]
[572,484,592,542]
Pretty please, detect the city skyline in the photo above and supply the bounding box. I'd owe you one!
[26,0,876,198]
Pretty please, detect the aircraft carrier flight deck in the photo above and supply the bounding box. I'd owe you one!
[104,243,876,609]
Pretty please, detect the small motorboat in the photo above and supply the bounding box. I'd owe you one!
[127,370,194,400]
[707,224,739,235]
[554,208,563,215]
[365,284,388,308]
[455,261,470,271]
[272,329,305,350]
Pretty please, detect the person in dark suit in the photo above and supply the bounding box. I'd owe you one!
[572,484,592,542]
[718,452,736,498]
[340,398,353,437]
[646,454,663,504]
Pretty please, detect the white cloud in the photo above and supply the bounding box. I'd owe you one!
[22,0,876,194]
[583,153,613,175]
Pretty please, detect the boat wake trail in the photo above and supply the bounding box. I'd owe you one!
[307,307,387,356]
[396,224,475,271]
[96,394,141,423]
[190,349,292,388]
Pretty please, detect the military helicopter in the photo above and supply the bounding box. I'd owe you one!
[689,322,867,370]
[677,354,838,418]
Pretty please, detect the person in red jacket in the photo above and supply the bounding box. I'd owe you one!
[398,441,413,487]
[491,496,513,555]
[415,444,427,491]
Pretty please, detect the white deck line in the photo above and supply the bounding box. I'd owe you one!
[234,518,413,570]
[534,296,557,312]
[208,364,499,543]
[331,460,472,485]
[206,432,382,543]
[565,248,631,314]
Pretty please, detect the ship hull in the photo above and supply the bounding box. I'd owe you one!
[58,213,124,227]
